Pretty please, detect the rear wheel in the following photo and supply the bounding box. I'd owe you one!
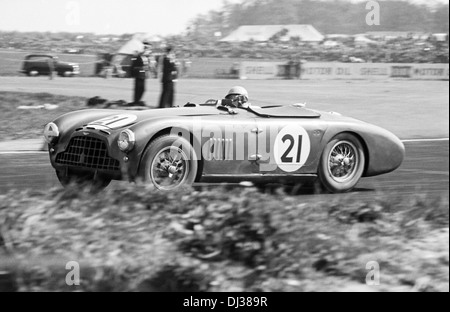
[318,133,365,193]
[56,170,111,190]
[139,135,198,190]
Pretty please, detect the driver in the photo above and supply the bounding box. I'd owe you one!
[224,86,249,108]
[217,86,258,109]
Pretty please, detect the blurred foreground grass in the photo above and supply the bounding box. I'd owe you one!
[0,92,86,140]
[0,184,448,292]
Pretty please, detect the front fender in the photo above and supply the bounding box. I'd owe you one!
[126,117,203,177]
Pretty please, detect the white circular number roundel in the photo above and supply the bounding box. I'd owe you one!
[273,125,311,172]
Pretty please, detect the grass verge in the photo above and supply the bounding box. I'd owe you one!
[0,184,448,292]
[0,92,87,140]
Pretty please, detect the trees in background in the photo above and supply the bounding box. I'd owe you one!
[186,0,450,40]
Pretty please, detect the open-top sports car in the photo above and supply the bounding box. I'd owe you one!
[43,99,404,193]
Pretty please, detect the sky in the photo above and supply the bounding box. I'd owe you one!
[0,0,241,35]
[0,0,447,36]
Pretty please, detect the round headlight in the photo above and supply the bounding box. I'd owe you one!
[43,122,59,144]
[118,129,136,152]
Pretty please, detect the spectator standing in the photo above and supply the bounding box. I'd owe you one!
[130,42,151,106]
[159,46,179,108]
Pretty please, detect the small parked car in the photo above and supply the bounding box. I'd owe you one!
[20,54,80,77]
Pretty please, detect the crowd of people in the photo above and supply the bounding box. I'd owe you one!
[174,35,449,64]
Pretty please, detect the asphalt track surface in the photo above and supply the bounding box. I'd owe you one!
[0,76,448,139]
[0,141,448,199]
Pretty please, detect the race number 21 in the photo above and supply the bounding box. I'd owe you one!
[281,134,303,163]
[274,125,311,172]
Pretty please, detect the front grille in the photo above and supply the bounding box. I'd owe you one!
[56,137,120,171]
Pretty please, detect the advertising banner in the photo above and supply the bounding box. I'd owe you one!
[239,62,283,80]
[239,61,449,81]
[410,64,449,80]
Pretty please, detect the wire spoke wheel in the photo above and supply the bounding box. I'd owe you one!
[318,133,365,193]
[328,141,358,183]
[150,146,189,190]
[140,135,198,191]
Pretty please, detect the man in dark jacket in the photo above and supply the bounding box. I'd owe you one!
[131,43,151,105]
[158,46,178,108]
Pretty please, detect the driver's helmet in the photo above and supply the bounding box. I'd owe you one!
[225,86,249,106]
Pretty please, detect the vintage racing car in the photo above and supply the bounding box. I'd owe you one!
[43,99,404,193]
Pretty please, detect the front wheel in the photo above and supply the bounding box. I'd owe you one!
[139,135,198,190]
[318,133,365,193]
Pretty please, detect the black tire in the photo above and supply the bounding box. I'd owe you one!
[56,170,111,191]
[139,135,198,190]
[318,133,365,193]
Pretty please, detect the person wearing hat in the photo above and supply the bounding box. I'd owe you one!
[158,45,179,108]
[130,42,151,106]
[223,86,249,108]
[212,86,262,111]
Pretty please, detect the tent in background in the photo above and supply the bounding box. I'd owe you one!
[132,33,163,44]
[117,38,145,55]
[117,34,162,55]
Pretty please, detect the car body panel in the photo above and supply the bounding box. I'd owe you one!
[253,118,328,176]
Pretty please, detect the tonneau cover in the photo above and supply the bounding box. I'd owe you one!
[250,105,321,118]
